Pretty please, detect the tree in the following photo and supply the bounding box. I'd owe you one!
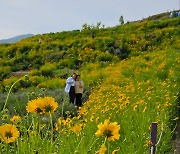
[119,15,124,25]
[96,22,101,29]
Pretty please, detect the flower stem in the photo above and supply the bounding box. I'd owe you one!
[104,137,107,144]
[49,112,54,152]
[87,137,98,153]
[61,99,64,117]
[3,78,22,111]
[75,134,85,152]
[6,143,10,154]
[108,141,110,154]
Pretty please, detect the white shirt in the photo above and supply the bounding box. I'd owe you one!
[64,77,75,93]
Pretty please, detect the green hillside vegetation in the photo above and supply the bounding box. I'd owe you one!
[0,12,179,153]
[0,13,179,91]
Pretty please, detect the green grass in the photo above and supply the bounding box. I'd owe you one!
[0,12,179,153]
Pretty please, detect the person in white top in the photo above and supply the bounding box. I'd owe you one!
[75,75,84,107]
[64,73,76,104]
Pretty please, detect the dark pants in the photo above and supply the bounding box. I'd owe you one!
[75,93,82,107]
[69,86,75,104]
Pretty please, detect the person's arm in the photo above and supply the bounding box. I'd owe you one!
[66,77,74,84]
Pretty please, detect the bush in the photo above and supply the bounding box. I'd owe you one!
[68,58,79,69]
[46,51,65,62]
[37,78,65,89]
[97,52,114,62]
[57,59,69,69]
[30,76,46,87]
[55,68,72,79]
[93,38,115,51]
[0,66,11,80]
[19,45,32,54]
[39,63,56,77]
[19,80,32,88]
[2,77,21,92]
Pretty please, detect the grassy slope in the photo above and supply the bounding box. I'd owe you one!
[0,13,179,153]
[0,15,179,92]
[74,49,179,153]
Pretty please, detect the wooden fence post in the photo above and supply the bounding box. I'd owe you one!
[150,122,158,154]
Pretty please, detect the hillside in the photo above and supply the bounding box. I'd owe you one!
[0,12,179,153]
[0,13,179,92]
[0,34,34,44]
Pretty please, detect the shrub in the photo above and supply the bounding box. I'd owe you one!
[93,38,115,51]
[30,76,46,87]
[39,63,56,77]
[0,66,11,80]
[19,45,32,54]
[97,52,114,62]
[46,51,65,62]
[2,77,21,92]
[19,80,32,88]
[57,59,69,69]
[37,78,65,89]
[55,68,72,79]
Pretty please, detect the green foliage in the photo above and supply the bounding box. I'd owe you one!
[45,51,65,62]
[0,11,179,153]
[0,12,179,93]
[0,66,11,80]
[39,63,56,77]
[93,37,115,51]
[97,52,114,62]
[19,79,32,88]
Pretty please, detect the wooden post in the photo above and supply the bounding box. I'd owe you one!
[150,122,158,154]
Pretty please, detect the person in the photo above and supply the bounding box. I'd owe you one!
[75,75,84,107]
[178,11,180,17]
[169,12,173,18]
[64,73,76,104]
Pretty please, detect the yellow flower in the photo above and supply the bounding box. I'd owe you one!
[41,97,58,113]
[0,124,19,143]
[71,124,83,133]
[143,107,147,112]
[96,117,100,122]
[95,120,120,141]
[10,116,21,122]
[26,97,58,114]
[26,97,44,114]
[133,105,138,111]
[96,144,107,154]
[156,104,161,109]
[40,124,46,130]
[144,140,152,147]
[28,131,37,137]
[55,123,59,131]
[57,117,63,125]
[78,107,88,115]
[90,116,94,122]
